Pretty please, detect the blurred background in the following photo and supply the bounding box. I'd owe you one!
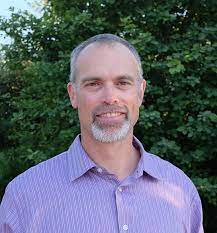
[0,0,216,232]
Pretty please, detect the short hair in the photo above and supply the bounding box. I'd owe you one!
[69,33,143,83]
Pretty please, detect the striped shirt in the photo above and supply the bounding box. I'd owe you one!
[0,135,204,233]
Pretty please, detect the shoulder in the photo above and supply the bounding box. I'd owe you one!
[134,136,198,197]
[146,151,199,200]
[6,150,69,194]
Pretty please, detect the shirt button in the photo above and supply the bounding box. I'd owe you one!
[118,187,123,192]
[97,168,103,173]
[123,224,128,231]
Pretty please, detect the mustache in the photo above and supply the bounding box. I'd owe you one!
[92,105,128,118]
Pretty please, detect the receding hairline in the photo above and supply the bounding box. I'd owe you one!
[70,34,143,83]
[76,41,138,68]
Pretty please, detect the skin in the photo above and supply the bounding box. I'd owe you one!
[67,42,146,181]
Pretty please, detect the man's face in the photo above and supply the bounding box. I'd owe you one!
[68,43,146,142]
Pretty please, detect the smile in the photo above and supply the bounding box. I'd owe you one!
[97,112,124,118]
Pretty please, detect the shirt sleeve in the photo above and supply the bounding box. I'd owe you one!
[0,184,22,233]
[189,188,204,233]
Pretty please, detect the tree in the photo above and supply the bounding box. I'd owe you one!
[0,1,216,232]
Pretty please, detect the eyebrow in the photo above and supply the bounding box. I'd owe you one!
[116,75,135,82]
[80,75,135,84]
[80,77,102,84]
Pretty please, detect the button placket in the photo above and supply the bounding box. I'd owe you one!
[115,185,131,232]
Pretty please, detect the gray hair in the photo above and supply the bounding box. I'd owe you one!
[69,33,143,83]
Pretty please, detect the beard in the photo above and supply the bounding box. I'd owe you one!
[90,105,131,143]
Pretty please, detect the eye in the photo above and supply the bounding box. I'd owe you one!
[119,81,129,85]
[85,82,100,87]
[117,81,131,87]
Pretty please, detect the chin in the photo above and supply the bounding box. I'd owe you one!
[91,120,131,143]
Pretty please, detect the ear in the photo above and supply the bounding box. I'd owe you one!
[138,79,146,106]
[67,82,78,109]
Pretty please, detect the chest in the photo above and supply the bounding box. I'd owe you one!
[23,176,188,233]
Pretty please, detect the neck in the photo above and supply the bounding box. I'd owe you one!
[80,131,140,181]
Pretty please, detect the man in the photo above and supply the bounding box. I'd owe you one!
[0,34,203,233]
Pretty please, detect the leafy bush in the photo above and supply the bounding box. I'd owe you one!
[0,1,216,232]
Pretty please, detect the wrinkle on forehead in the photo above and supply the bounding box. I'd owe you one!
[75,42,141,84]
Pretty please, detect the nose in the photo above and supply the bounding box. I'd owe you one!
[102,85,119,105]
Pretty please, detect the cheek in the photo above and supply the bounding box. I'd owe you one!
[77,95,97,119]
[77,93,90,109]
[77,91,98,105]
[128,96,141,119]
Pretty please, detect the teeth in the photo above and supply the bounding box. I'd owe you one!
[100,112,122,117]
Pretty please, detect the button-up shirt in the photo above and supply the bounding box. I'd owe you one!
[0,135,204,233]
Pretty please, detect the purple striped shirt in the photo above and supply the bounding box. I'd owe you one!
[0,135,203,233]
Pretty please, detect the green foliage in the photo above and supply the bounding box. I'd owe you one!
[0,1,216,232]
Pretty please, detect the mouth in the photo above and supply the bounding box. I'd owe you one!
[92,105,128,127]
[94,111,126,127]
[96,112,125,118]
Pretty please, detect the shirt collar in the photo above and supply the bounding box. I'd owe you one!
[133,136,164,181]
[67,134,164,182]
[67,135,97,182]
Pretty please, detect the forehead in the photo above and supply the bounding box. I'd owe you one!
[75,42,139,81]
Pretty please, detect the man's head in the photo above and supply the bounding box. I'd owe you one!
[67,34,146,143]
